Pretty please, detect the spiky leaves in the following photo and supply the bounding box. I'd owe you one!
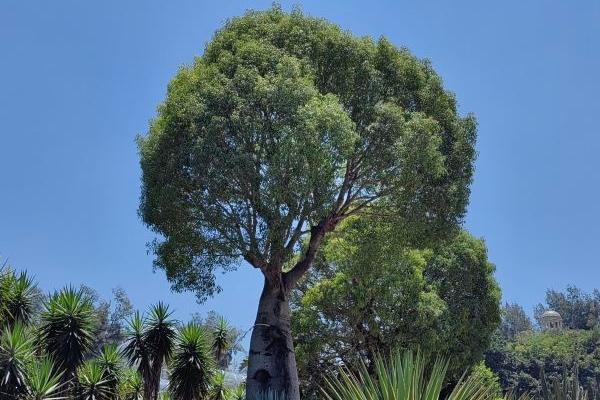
[97,344,122,396]
[118,369,143,400]
[230,384,245,400]
[76,361,111,400]
[168,323,214,400]
[0,323,34,398]
[145,303,176,400]
[207,372,229,400]
[23,357,64,400]
[211,317,230,369]
[0,269,39,329]
[39,287,95,382]
[121,305,176,400]
[323,351,498,400]
[122,312,152,399]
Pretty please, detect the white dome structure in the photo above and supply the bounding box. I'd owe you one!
[540,310,563,331]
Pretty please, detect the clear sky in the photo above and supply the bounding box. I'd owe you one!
[1,0,599,350]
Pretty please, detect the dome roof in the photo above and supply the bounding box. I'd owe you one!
[541,310,561,318]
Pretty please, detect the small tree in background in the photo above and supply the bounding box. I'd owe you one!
[501,302,533,340]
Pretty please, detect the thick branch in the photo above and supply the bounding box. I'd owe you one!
[282,217,340,292]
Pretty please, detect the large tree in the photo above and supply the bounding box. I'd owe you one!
[291,219,501,398]
[138,6,477,398]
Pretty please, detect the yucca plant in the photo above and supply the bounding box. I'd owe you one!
[97,344,122,396]
[39,287,95,383]
[168,323,214,400]
[323,350,498,400]
[122,312,152,400]
[0,323,34,398]
[158,392,170,400]
[229,383,246,400]
[76,360,112,400]
[144,303,176,400]
[118,369,143,400]
[211,317,231,369]
[208,371,230,400]
[2,271,38,328]
[23,357,65,400]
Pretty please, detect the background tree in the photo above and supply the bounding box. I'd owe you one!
[534,286,600,330]
[291,218,500,398]
[485,327,600,397]
[80,285,134,353]
[138,6,477,398]
[500,302,533,340]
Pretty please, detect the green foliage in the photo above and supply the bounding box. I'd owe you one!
[76,360,112,400]
[229,384,245,400]
[81,286,135,353]
[501,303,533,341]
[121,304,176,400]
[534,287,600,330]
[118,369,143,400]
[97,344,122,396]
[470,363,503,400]
[0,268,39,329]
[122,311,152,391]
[486,328,600,398]
[322,350,498,400]
[292,218,501,397]
[540,365,591,400]
[168,323,214,400]
[207,371,230,400]
[145,303,176,400]
[23,357,64,400]
[0,323,34,397]
[39,287,95,381]
[138,5,477,302]
[191,311,243,370]
[211,317,231,369]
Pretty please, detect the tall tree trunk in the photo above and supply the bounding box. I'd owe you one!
[246,277,300,400]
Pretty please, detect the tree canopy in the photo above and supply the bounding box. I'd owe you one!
[138,6,478,300]
[291,217,501,398]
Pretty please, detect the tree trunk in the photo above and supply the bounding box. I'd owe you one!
[246,277,300,400]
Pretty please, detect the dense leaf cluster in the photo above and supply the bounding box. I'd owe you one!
[138,6,477,299]
[291,218,501,398]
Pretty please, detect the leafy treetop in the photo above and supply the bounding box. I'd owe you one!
[138,6,477,301]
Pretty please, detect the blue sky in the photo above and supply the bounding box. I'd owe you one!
[1,0,599,350]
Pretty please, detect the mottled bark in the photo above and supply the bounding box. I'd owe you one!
[246,277,299,400]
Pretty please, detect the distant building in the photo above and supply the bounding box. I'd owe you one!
[540,310,563,331]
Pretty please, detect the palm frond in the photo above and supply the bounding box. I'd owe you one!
[323,350,497,400]
[168,323,214,400]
